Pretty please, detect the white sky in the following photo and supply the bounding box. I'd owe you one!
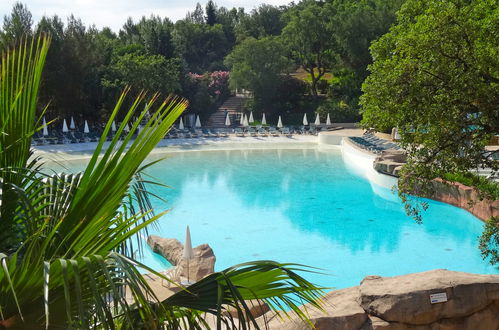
[0,0,294,32]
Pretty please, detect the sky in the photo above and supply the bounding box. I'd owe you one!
[0,0,293,32]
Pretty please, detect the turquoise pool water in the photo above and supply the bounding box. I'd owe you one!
[52,148,498,289]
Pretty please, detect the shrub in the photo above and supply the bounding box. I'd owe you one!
[316,98,361,123]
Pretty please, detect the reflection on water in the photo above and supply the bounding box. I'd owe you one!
[48,148,498,289]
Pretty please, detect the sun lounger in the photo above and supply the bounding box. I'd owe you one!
[280,127,291,136]
[258,127,268,137]
[235,127,245,137]
[248,127,258,137]
[209,129,219,137]
[269,127,279,136]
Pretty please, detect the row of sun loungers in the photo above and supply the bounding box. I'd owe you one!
[31,124,326,146]
[349,133,402,154]
[165,126,320,139]
[32,131,100,145]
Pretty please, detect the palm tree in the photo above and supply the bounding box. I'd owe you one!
[0,35,324,329]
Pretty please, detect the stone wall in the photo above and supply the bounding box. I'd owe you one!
[267,269,499,330]
[428,179,499,221]
[370,148,497,221]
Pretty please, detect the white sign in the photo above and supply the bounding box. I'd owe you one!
[430,292,448,304]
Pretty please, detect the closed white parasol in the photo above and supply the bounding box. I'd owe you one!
[303,113,308,126]
[183,225,194,284]
[179,117,184,130]
[195,115,201,128]
[62,119,69,133]
[70,116,76,130]
[261,113,267,125]
[249,111,254,123]
[42,117,49,136]
[314,113,320,126]
[277,116,283,128]
[326,113,331,126]
[225,113,231,126]
[84,120,90,134]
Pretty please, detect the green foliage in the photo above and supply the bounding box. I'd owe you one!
[0,2,32,48]
[236,4,285,41]
[441,172,499,200]
[183,71,231,119]
[0,0,402,122]
[102,51,181,97]
[225,36,292,112]
[361,0,499,262]
[173,21,230,73]
[330,0,405,80]
[316,98,361,123]
[479,217,499,266]
[206,0,217,26]
[282,0,337,96]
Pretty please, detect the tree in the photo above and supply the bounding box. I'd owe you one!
[329,0,404,81]
[102,50,182,97]
[235,4,285,41]
[225,36,291,113]
[360,0,499,261]
[173,21,230,72]
[185,3,205,24]
[282,0,337,96]
[206,0,217,26]
[0,35,324,328]
[0,2,32,48]
[120,15,175,58]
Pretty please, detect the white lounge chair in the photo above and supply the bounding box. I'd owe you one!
[160,266,182,288]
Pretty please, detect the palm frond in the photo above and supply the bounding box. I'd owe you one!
[0,34,324,330]
[0,35,50,251]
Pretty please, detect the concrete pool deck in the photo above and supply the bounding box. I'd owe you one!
[33,128,366,161]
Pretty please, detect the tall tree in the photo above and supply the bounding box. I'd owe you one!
[185,2,205,24]
[282,0,337,96]
[360,0,499,261]
[206,0,217,26]
[330,0,404,81]
[0,2,32,47]
[225,36,291,112]
[236,4,285,41]
[173,20,229,72]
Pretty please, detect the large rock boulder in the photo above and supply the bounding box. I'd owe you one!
[266,270,499,330]
[267,287,368,330]
[147,235,216,281]
[147,236,184,265]
[179,243,216,281]
[358,269,499,326]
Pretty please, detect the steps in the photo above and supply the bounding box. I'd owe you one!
[208,96,247,127]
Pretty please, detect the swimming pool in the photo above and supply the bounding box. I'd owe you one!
[51,147,498,289]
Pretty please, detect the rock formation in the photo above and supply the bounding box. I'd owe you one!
[428,179,499,221]
[267,269,499,330]
[147,235,216,281]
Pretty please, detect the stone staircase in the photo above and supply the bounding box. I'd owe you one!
[207,96,247,127]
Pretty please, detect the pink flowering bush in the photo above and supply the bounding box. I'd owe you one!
[184,71,231,116]
[208,71,230,97]
[188,71,230,99]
